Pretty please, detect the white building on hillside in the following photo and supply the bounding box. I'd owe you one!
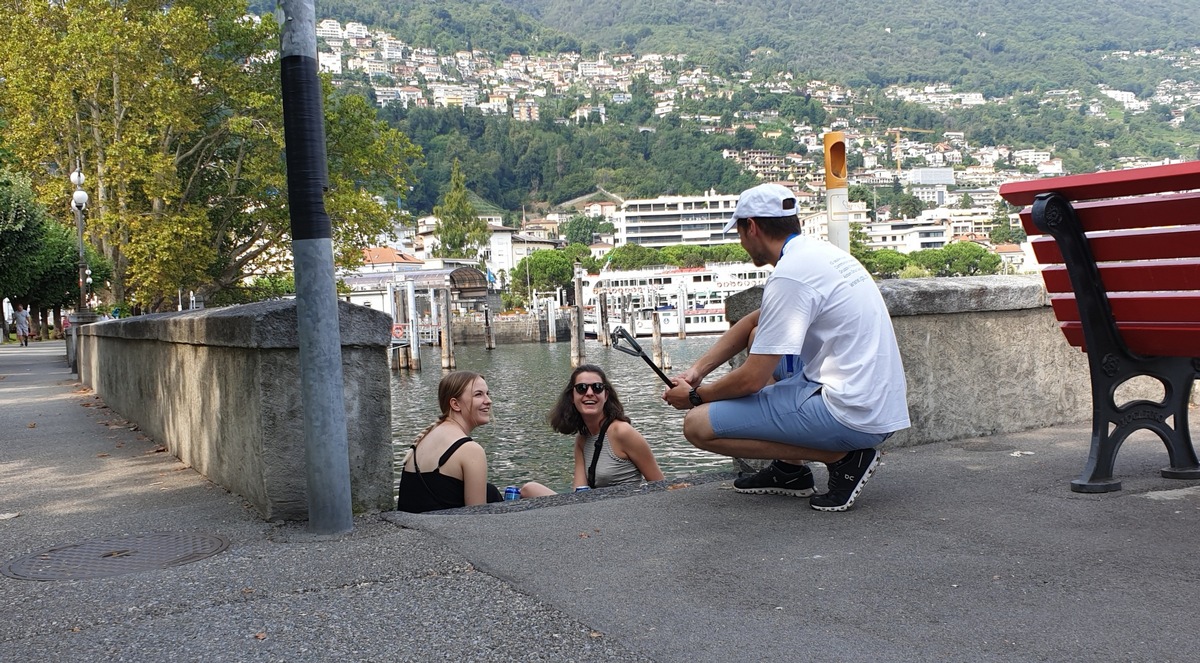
[860,218,950,253]
[800,201,871,242]
[614,189,745,248]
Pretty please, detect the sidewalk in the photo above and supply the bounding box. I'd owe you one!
[3,340,1200,662]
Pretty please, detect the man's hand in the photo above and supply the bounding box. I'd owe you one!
[672,367,702,387]
[662,379,695,410]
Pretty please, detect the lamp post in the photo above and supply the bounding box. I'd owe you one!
[69,169,89,312]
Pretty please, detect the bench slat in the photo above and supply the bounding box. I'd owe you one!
[1000,161,1200,206]
[1050,293,1200,323]
[1060,322,1200,357]
[1030,226,1200,264]
[1041,259,1200,293]
[1020,190,1200,235]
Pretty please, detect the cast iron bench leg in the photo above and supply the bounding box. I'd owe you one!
[1072,356,1200,493]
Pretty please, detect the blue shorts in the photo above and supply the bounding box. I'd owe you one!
[707,357,890,453]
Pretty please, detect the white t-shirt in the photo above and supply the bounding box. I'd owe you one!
[751,236,910,434]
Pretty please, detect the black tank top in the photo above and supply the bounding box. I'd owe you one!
[396,437,502,513]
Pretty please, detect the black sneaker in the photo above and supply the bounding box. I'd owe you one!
[810,448,880,512]
[733,461,815,497]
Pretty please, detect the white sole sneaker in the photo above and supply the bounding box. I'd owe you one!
[734,486,816,497]
[810,450,880,512]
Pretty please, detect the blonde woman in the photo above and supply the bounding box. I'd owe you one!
[397,371,551,513]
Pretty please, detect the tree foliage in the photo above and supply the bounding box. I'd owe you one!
[559,214,613,245]
[909,242,1001,277]
[385,105,759,214]
[490,0,1200,91]
[0,169,110,311]
[432,160,489,259]
[0,0,420,311]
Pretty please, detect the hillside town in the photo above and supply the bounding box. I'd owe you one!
[315,18,1200,288]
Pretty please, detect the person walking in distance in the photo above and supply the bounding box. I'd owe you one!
[663,183,910,511]
[13,304,31,347]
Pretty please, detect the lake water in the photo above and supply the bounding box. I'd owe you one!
[390,337,735,493]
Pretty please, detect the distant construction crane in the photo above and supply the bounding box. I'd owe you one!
[887,127,936,176]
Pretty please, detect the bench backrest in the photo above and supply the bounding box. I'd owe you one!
[999,161,1200,358]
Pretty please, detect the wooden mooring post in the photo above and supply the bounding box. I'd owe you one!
[440,288,455,369]
[572,260,585,367]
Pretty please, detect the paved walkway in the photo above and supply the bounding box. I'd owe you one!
[3,340,1200,662]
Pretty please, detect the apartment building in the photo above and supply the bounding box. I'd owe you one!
[917,207,998,237]
[800,202,871,242]
[613,189,744,248]
[860,218,950,253]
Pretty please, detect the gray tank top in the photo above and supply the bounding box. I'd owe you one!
[585,426,643,487]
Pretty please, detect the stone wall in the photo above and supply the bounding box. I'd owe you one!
[78,300,394,520]
[725,275,1189,448]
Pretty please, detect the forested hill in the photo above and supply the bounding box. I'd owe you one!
[495,0,1200,94]
[254,0,1200,93]
[249,0,584,55]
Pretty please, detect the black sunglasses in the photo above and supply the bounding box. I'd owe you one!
[573,382,606,395]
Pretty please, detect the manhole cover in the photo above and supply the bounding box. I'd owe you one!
[1,532,229,581]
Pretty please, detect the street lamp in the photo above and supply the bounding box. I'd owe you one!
[70,169,89,312]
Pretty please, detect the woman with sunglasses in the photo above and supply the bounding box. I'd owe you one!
[398,370,553,513]
[549,364,664,490]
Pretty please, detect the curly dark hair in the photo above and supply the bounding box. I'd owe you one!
[547,364,630,435]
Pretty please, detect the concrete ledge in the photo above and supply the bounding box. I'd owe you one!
[79,300,394,520]
[82,298,390,348]
[878,274,1047,315]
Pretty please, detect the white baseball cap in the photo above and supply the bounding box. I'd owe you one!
[723,183,798,233]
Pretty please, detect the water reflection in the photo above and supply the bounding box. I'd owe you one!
[390,337,734,493]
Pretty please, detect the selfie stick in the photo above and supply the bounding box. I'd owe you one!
[611,326,674,387]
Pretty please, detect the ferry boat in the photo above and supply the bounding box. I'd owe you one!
[582,262,771,337]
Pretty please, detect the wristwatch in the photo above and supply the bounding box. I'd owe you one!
[688,388,703,407]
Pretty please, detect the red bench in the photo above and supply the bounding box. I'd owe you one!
[1000,162,1200,492]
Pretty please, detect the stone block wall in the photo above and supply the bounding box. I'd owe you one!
[78,300,394,520]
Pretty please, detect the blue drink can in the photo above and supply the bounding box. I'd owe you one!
[574,486,591,493]
[503,485,520,501]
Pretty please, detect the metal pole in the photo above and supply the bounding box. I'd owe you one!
[75,206,86,312]
[279,0,352,535]
[406,280,421,370]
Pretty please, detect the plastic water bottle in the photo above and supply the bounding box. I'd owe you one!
[503,485,520,501]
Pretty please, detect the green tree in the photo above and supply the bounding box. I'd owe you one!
[0,0,419,310]
[559,214,612,245]
[943,242,1001,275]
[0,170,47,303]
[868,249,910,279]
[958,192,975,208]
[660,244,706,267]
[432,160,489,259]
[702,243,750,263]
[989,201,1027,244]
[605,243,662,270]
[896,194,925,219]
[511,249,573,302]
[0,169,109,320]
[848,223,873,266]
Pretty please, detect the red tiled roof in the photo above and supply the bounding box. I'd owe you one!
[363,247,422,265]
